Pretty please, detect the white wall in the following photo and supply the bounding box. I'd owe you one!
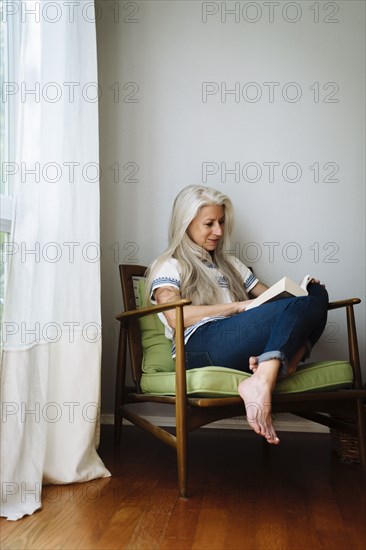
[97,0,365,414]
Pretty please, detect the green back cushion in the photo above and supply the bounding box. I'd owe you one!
[135,279,353,396]
[136,278,175,373]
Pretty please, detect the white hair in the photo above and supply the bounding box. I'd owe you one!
[145,185,247,305]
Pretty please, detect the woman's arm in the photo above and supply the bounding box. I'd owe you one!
[154,286,252,329]
[248,281,269,298]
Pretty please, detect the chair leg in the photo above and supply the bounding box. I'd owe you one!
[114,325,128,447]
[175,304,188,497]
[356,398,366,474]
[176,430,188,498]
[114,410,123,446]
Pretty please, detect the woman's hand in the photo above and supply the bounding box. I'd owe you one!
[236,300,255,313]
[309,277,325,286]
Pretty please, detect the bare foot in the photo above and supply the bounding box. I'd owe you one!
[238,361,280,444]
[279,343,308,378]
[249,356,258,373]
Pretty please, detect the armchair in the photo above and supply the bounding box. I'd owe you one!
[114,264,366,498]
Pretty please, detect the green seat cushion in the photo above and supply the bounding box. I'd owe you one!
[135,279,353,396]
[140,361,353,396]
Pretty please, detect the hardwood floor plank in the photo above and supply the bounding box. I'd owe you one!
[160,502,199,550]
[95,506,144,549]
[333,477,366,549]
[255,522,288,550]
[222,506,257,550]
[124,487,177,550]
[192,509,229,550]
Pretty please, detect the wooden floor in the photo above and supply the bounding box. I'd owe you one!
[1,425,365,550]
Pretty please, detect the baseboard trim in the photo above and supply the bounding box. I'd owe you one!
[101,413,329,433]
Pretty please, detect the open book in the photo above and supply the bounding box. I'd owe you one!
[245,275,311,311]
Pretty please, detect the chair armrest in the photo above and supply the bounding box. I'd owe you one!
[328,298,361,310]
[116,297,191,408]
[115,299,192,324]
[327,297,363,388]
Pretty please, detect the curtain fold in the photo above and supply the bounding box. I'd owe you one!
[0,3,110,521]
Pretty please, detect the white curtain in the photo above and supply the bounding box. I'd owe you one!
[0,2,110,520]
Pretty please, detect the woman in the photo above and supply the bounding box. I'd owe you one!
[146,185,328,444]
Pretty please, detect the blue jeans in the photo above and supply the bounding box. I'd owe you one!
[185,283,329,374]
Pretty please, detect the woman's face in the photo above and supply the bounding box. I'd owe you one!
[187,204,225,252]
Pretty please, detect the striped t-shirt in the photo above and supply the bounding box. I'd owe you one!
[150,256,258,357]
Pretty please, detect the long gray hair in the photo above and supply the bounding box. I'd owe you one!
[145,185,247,305]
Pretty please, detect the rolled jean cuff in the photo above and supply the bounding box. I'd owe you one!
[257,350,289,378]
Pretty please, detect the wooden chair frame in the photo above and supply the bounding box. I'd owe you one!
[115,264,366,498]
